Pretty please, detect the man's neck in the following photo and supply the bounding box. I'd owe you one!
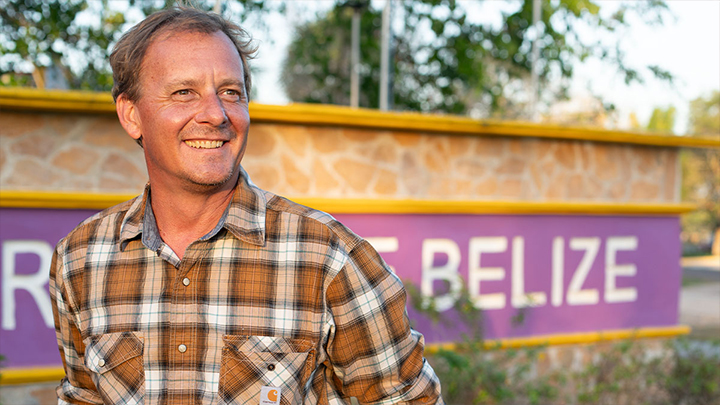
[149,181,236,259]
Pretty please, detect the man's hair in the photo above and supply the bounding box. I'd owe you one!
[110,7,257,102]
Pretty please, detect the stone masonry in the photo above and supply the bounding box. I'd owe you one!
[0,110,678,202]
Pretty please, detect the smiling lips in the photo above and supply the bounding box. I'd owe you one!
[184,140,225,149]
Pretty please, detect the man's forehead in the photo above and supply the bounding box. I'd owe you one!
[130,29,246,99]
[148,29,237,52]
[141,30,244,72]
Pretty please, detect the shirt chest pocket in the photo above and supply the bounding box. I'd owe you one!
[219,335,316,405]
[84,331,145,405]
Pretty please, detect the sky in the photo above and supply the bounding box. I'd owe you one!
[569,0,720,134]
[248,0,720,135]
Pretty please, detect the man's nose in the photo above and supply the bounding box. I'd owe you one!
[195,94,228,126]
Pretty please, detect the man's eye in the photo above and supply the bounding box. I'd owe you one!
[224,89,239,96]
[175,89,190,96]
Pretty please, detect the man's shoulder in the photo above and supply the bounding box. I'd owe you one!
[262,191,363,252]
[58,195,140,251]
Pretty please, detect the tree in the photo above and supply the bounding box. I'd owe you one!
[281,2,382,108]
[681,90,720,254]
[646,106,676,133]
[0,0,275,90]
[0,0,125,90]
[282,0,674,117]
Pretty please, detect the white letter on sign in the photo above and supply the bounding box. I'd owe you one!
[468,237,507,310]
[511,237,546,308]
[421,239,462,312]
[567,238,600,306]
[551,237,564,307]
[2,240,54,330]
[605,236,638,303]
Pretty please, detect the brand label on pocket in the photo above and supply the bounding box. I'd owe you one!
[260,386,281,405]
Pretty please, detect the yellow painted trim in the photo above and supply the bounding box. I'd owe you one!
[0,326,690,385]
[425,325,692,353]
[0,87,115,113]
[294,198,696,216]
[0,366,64,385]
[0,190,135,210]
[2,88,718,149]
[0,190,695,215]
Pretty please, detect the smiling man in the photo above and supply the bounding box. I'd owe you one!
[49,7,443,405]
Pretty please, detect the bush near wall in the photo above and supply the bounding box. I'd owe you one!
[407,284,720,405]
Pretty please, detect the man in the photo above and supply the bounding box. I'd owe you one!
[50,7,443,405]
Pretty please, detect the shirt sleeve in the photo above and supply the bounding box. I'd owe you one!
[49,243,103,405]
[325,240,444,405]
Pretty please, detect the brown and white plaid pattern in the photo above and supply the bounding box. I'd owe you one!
[50,169,443,405]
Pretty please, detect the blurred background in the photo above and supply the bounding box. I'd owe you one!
[1,2,719,403]
[1,0,718,255]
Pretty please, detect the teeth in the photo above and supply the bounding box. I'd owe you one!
[185,140,224,149]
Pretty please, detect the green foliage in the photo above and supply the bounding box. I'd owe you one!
[430,346,561,405]
[406,280,720,404]
[0,0,125,89]
[281,3,382,108]
[573,339,667,405]
[405,279,484,343]
[646,106,676,133]
[688,90,720,137]
[681,91,720,252]
[0,0,275,90]
[665,339,720,404]
[283,0,673,117]
[425,334,720,404]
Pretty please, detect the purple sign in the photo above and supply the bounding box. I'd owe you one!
[0,207,681,369]
[1,208,99,368]
[333,214,682,343]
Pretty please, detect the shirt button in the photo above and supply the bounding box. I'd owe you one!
[182,277,190,286]
[178,344,187,353]
[267,364,275,371]
[97,359,106,367]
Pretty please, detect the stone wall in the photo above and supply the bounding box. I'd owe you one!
[1,110,678,202]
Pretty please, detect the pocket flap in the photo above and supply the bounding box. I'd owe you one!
[222,335,314,354]
[84,331,144,374]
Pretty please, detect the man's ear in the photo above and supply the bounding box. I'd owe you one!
[116,94,143,142]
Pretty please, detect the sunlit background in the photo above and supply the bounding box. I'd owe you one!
[249,0,720,136]
[2,0,718,134]
[0,2,719,403]
[1,0,718,252]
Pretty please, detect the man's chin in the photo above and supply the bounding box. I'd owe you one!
[185,171,239,191]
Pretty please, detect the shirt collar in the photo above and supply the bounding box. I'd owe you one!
[119,167,267,250]
[224,167,267,246]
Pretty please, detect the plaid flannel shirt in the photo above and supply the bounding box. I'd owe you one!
[50,169,443,405]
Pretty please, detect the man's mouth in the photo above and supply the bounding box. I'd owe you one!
[184,140,225,149]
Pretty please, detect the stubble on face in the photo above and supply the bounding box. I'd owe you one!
[130,31,251,194]
[180,127,246,189]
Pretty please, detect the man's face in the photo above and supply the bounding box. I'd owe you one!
[120,31,250,192]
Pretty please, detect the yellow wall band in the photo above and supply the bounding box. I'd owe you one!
[0,325,691,385]
[2,87,718,149]
[0,366,65,386]
[0,190,695,215]
[424,325,691,353]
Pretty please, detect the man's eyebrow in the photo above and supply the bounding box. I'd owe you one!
[163,79,200,91]
[162,78,245,92]
[217,78,245,89]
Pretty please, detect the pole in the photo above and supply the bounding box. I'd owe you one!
[350,8,361,108]
[379,0,391,111]
[530,0,541,121]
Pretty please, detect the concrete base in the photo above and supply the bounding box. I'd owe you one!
[0,382,57,405]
